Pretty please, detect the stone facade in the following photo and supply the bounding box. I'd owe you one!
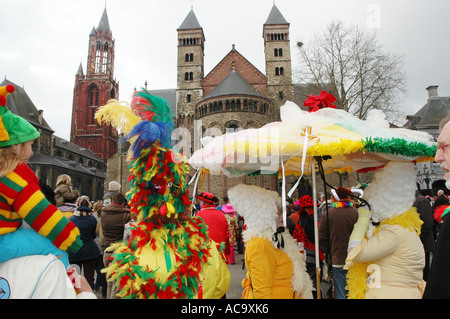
[175,6,295,198]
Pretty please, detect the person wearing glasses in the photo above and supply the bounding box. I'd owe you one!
[423,115,450,298]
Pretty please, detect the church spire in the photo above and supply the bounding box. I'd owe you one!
[97,7,111,33]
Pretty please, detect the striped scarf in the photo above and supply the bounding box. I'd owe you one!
[0,163,82,252]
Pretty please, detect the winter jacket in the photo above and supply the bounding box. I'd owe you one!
[100,203,131,249]
[319,205,358,266]
[54,183,71,207]
[197,205,230,252]
[69,207,99,262]
[424,214,450,298]
[0,254,96,299]
[346,223,425,299]
[413,194,435,253]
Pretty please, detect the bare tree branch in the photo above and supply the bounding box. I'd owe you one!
[295,20,407,122]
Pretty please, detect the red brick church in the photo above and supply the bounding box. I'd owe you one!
[70,8,119,162]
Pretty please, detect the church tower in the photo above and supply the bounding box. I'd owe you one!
[176,9,205,130]
[71,8,119,162]
[263,4,294,113]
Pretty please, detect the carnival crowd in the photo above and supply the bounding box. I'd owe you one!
[2,83,450,300]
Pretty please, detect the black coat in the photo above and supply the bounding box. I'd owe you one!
[423,215,450,298]
[414,195,435,253]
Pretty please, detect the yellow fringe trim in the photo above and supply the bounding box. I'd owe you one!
[346,207,423,299]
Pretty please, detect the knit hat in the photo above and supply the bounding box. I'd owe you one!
[109,180,121,191]
[195,191,218,204]
[0,85,40,147]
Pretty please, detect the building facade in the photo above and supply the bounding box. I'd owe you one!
[404,85,450,195]
[172,5,295,197]
[1,78,106,201]
[106,5,366,199]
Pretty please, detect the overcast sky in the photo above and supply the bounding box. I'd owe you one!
[1,0,449,140]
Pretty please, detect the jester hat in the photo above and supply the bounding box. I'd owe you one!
[0,85,40,147]
[95,88,191,221]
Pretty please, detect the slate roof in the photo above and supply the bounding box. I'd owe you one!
[264,4,289,25]
[200,69,267,102]
[29,153,106,178]
[147,88,177,116]
[97,8,111,33]
[405,97,450,129]
[54,136,103,162]
[0,78,53,131]
[178,9,202,30]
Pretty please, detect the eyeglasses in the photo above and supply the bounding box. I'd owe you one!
[437,143,450,153]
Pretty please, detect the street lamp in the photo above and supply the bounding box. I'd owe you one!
[417,162,435,196]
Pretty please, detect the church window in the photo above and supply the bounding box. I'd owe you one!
[275,67,284,76]
[227,124,239,132]
[189,72,193,80]
[91,108,96,124]
[278,91,284,100]
[95,42,101,73]
[274,48,284,56]
[102,43,108,74]
[187,94,191,102]
[185,53,194,62]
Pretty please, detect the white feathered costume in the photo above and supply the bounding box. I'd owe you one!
[228,184,313,299]
[345,161,425,299]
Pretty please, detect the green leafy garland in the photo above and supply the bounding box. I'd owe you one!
[362,137,437,158]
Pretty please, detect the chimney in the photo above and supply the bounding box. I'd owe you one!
[426,85,439,100]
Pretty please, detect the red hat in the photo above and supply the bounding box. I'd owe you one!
[195,191,218,204]
[297,195,313,208]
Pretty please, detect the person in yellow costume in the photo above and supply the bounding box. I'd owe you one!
[228,184,313,299]
[97,88,230,299]
[344,161,425,299]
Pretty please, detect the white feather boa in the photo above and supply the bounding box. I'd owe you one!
[229,184,313,299]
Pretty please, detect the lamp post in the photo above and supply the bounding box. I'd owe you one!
[417,162,435,196]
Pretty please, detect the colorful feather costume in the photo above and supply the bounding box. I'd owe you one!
[96,89,230,299]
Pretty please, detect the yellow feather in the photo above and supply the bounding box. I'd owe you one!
[95,99,141,134]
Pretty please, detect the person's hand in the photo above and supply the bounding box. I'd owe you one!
[67,265,94,295]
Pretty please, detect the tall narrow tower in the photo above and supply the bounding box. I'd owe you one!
[176,9,205,130]
[263,4,293,113]
[71,8,119,161]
